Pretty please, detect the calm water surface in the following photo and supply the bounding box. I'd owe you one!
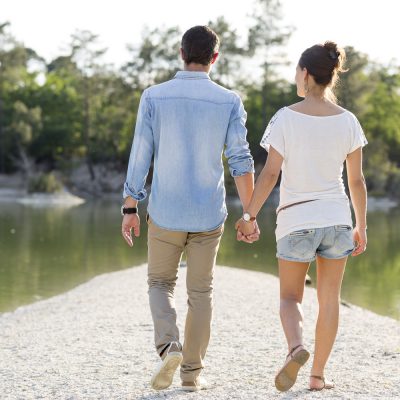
[0,200,399,319]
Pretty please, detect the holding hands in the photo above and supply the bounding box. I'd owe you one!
[235,213,260,243]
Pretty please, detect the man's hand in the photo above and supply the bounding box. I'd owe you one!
[121,214,140,247]
[235,219,260,243]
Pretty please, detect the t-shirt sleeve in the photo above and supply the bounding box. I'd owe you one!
[349,115,368,154]
[260,108,285,156]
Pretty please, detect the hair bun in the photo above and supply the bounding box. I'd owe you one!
[323,41,338,59]
[323,41,346,70]
[323,41,338,52]
[328,50,339,60]
[298,40,347,91]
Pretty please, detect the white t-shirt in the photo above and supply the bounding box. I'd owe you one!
[260,107,368,241]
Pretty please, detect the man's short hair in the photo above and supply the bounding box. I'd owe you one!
[181,26,219,66]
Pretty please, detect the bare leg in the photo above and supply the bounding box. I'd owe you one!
[278,259,310,351]
[310,255,347,390]
[275,259,311,391]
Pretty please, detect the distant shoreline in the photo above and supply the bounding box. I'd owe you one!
[0,170,400,211]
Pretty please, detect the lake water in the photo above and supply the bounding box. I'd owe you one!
[0,200,399,320]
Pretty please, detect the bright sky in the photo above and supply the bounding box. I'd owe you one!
[2,0,399,80]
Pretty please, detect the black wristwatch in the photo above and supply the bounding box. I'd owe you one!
[121,206,138,216]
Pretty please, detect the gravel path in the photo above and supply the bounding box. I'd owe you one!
[1,264,399,399]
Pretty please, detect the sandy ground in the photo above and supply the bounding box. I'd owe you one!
[0,264,399,400]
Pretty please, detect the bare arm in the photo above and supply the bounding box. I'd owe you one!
[124,197,138,208]
[346,147,367,255]
[247,147,283,217]
[233,173,259,243]
[234,172,254,210]
[236,147,283,236]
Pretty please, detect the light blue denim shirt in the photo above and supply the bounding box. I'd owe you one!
[123,70,254,232]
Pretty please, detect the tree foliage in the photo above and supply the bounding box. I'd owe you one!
[0,7,399,197]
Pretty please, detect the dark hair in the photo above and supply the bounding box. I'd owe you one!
[298,41,346,88]
[181,26,219,66]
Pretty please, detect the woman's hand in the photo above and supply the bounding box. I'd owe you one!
[235,218,260,243]
[352,226,367,256]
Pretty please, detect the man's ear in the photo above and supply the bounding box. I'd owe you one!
[211,52,219,64]
[180,48,186,62]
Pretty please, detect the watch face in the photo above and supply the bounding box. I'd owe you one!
[243,212,250,222]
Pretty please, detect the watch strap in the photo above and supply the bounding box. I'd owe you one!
[121,206,138,215]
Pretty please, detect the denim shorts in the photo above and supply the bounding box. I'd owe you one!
[276,225,354,263]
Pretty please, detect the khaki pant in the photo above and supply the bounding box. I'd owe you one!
[147,216,223,381]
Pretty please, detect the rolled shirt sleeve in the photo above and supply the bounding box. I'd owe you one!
[224,95,255,177]
[123,89,154,200]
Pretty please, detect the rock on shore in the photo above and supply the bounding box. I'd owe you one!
[16,191,85,207]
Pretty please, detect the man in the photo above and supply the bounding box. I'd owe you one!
[121,25,257,392]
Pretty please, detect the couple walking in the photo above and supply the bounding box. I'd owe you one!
[121,25,367,393]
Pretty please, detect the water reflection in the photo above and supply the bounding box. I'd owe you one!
[0,201,399,319]
[0,201,148,311]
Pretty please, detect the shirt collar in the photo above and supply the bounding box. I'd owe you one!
[174,71,210,80]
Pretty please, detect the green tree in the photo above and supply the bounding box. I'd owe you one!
[336,47,371,115]
[5,100,42,177]
[90,72,139,164]
[0,22,9,172]
[247,0,294,127]
[244,80,297,162]
[29,69,82,167]
[362,138,394,195]
[207,17,247,88]
[362,66,400,195]
[363,66,400,149]
[123,26,182,90]
[70,30,107,180]
[0,22,44,172]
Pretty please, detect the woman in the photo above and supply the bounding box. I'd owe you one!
[236,41,367,391]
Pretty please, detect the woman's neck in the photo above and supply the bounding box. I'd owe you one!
[304,91,328,103]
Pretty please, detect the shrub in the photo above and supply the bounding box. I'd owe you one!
[387,169,400,199]
[28,172,63,193]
